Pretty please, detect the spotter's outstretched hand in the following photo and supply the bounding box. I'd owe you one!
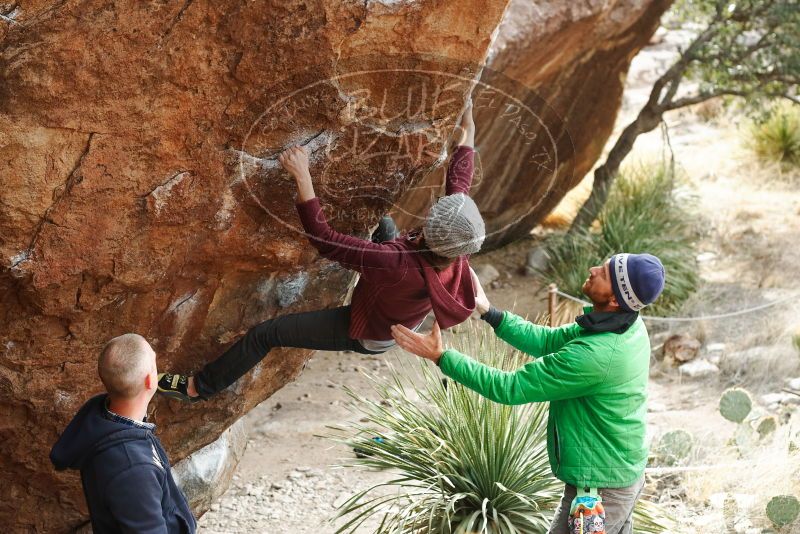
[391,322,444,364]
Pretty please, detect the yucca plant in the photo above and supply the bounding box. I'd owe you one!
[328,321,673,533]
[537,162,699,315]
[747,102,800,171]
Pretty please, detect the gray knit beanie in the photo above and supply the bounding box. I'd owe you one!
[424,193,486,258]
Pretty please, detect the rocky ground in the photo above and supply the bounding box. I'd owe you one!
[198,27,800,534]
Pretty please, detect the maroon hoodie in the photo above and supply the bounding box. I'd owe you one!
[295,146,477,341]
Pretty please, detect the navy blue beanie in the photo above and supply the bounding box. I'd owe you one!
[609,253,666,312]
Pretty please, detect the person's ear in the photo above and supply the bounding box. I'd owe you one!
[144,373,154,391]
[609,294,620,310]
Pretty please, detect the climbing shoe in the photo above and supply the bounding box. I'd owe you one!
[157,373,201,403]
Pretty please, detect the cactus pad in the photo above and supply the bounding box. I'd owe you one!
[766,495,800,527]
[719,388,752,423]
[655,429,693,465]
[756,416,778,438]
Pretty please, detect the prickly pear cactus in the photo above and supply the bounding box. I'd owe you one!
[655,429,693,465]
[719,388,753,423]
[766,495,800,528]
[756,416,778,439]
[730,424,755,453]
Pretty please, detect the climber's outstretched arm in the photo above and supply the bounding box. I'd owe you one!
[446,99,477,195]
[278,145,403,273]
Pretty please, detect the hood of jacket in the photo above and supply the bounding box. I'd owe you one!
[417,254,475,329]
[50,393,151,471]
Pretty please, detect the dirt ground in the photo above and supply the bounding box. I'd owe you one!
[199,27,800,533]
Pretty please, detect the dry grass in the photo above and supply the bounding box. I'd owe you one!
[682,413,800,529]
[718,343,799,394]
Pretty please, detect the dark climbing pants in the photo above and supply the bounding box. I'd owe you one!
[194,305,381,398]
[194,216,399,399]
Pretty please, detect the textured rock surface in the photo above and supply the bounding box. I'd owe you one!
[0,1,509,531]
[172,418,249,513]
[395,0,673,248]
[0,0,674,530]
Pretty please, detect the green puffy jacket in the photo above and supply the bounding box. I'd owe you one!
[439,309,650,488]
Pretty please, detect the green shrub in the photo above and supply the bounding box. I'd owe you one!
[540,163,699,315]
[747,102,800,170]
[329,322,673,533]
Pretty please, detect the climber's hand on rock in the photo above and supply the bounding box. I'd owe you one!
[279,145,315,201]
[453,97,475,148]
[460,97,474,130]
[278,145,310,179]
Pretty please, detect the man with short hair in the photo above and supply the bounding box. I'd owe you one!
[392,253,666,534]
[51,333,196,534]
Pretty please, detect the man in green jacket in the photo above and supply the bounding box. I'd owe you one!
[392,253,666,534]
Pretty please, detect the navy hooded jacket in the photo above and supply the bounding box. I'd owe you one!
[50,394,196,534]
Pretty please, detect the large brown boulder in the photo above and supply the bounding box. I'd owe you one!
[0,0,672,530]
[395,0,673,248]
[0,1,509,531]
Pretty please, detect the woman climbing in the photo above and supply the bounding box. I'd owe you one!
[157,100,485,401]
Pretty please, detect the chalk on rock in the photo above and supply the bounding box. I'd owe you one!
[172,419,248,515]
[276,272,309,308]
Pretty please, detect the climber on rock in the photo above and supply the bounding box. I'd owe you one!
[50,334,197,533]
[157,99,485,402]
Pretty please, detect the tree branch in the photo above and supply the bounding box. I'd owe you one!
[648,16,726,110]
[663,90,749,110]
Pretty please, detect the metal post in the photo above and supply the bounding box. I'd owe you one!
[548,284,558,327]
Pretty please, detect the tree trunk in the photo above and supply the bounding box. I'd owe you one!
[568,106,663,233]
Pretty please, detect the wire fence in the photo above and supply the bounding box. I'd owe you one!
[550,287,797,323]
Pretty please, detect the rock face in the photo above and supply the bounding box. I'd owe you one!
[172,418,249,514]
[395,0,673,248]
[0,1,509,531]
